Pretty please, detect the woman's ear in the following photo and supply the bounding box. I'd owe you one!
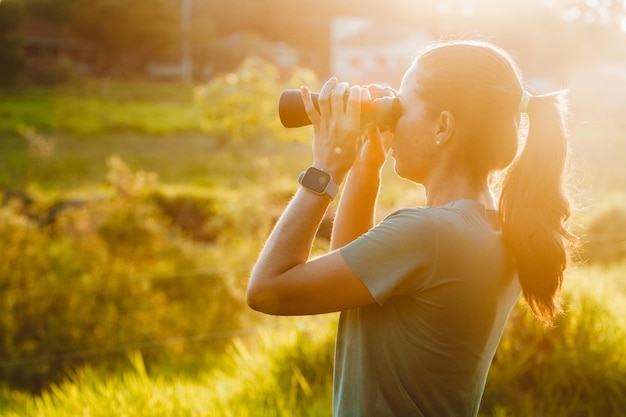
[434,110,455,147]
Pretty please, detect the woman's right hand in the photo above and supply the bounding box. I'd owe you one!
[301,77,367,184]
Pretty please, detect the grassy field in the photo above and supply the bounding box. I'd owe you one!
[1,78,625,416]
[1,262,624,417]
[0,80,200,137]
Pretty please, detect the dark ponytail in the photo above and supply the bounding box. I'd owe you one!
[498,92,576,326]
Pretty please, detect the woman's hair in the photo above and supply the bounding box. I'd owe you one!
[413,40,576,326]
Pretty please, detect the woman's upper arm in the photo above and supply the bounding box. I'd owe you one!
[246,249,376,316]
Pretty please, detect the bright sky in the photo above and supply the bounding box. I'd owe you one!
[426,0,626,32]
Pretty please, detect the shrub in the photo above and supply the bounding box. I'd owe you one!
[0,157,248,391]
[195,56,317,143]
[480,263,626,416]
[580,192,626,263]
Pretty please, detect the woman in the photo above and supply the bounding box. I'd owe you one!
[247,40,575,417]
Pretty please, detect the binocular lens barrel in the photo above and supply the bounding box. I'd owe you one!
[278,89,401,130]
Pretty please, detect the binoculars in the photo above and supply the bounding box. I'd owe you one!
[278,89,401,131]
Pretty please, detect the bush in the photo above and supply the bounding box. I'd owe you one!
[195,56,317,143]
[480,263,626,416]
[578,192,626,263]
[0,157,249,392]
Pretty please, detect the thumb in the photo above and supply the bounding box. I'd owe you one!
[366,123,382,149]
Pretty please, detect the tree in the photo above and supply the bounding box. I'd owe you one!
[69,0,182,74]
[0,0,25,86]
[24,0,76,25]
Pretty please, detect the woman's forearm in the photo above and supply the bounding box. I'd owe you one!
[330,164,382,250]
[251,188,331,280]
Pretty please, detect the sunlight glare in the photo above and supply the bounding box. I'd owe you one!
[436,2,451,14]
[563,6,582,22]
[621,16,626,33]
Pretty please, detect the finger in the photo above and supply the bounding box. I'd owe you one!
[332,82,350,114]
[365,123,390,165]
[318,77,337,118]
[383,86,399,97]
[366,83,387,99]
[366,123,382,148]
[360,88,374,112]
[362,88,372,103]
[345,85,362,126]
[300,86,320,126]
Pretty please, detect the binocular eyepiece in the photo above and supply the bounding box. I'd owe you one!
[278,89,401,131]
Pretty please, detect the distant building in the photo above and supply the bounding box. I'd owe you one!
[18,19,104,77]
[331,17,431,86]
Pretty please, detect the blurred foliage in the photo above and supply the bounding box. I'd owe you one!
[205,32,286,75]
[0,157,263,392]
[215,318,335,416]
[0,80,201,136]
[195,56,317,143]
[480,263,626,417]
[579,192,626,263]
[70,0,182,72]
[0,58,318,142]
[6,0,625,83]
[0,0,25,85]
[1,318,336,417]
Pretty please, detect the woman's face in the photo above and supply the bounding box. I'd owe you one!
[390,62,440,184]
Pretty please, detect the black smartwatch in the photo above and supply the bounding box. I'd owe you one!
[298,167,339,200]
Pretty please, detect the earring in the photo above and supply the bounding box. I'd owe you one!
[436,140,441,146]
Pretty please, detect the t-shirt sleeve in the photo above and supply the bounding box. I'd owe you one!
[339,208,439,305]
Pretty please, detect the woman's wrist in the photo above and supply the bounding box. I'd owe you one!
[310,163,347,187]
[350,159,384,179]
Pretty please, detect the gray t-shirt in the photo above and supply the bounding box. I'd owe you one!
[336,199,520,417]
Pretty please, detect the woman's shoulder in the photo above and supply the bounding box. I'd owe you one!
[384,199,484,221]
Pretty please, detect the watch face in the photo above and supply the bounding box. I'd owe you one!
[301,168,331,193]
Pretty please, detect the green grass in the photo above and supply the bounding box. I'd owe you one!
[0,131,313,192]
[0,80,201,137]
[1,317,337,417]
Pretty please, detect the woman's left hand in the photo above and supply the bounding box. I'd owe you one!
[355,123,393,173]
[352,84,395,173]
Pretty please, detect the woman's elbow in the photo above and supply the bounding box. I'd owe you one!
[246,282,283,315]
[245,286,263,312]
